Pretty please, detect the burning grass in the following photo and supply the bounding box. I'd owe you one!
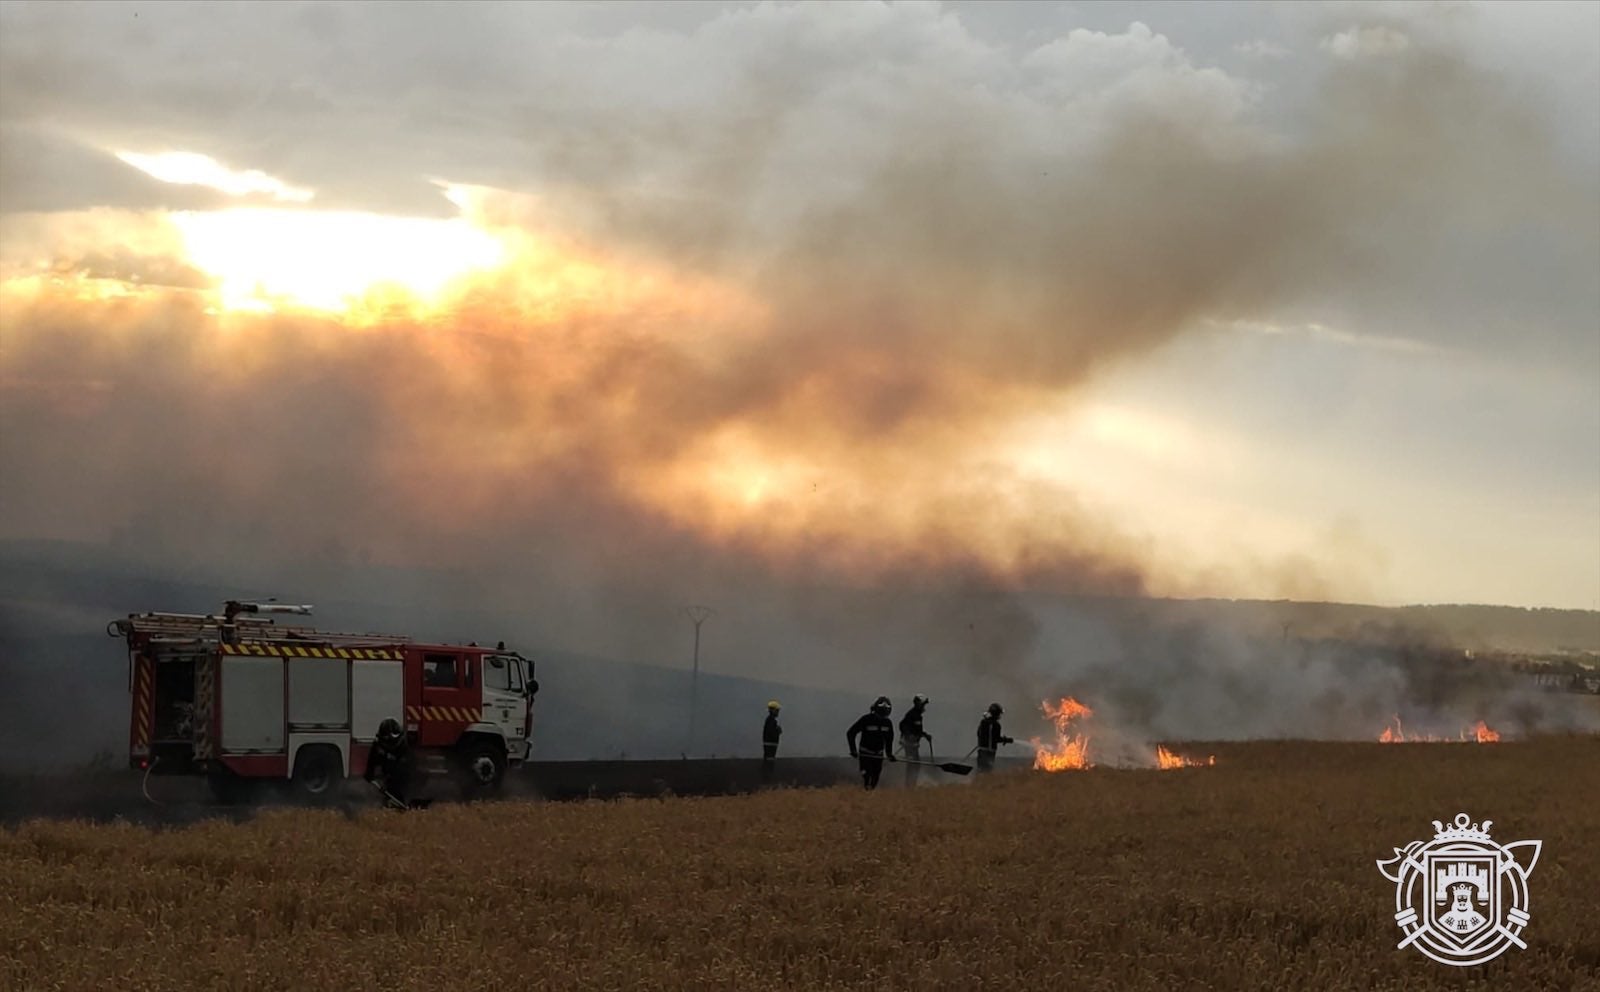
[3,738,1598,991]
[1031,696,1094,770]
[1030,696,1215,770]
[1378,716,1503,743]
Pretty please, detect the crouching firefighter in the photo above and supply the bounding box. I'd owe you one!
[364,718,416,807]
[847,696,897,791]
[975,703,1013,773]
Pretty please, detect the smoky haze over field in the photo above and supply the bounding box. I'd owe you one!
[1,543,1595,771]
[1,5,1597,765]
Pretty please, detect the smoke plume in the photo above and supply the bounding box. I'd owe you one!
[2,6,1596,763]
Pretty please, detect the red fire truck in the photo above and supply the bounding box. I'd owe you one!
[108,602,538,802]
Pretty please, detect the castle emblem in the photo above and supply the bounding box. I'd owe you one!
[1377,812,1541,966]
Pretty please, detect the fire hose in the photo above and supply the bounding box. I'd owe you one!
[141,755,163,807]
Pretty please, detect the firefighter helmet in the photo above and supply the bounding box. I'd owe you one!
[912,693,928,707]
[872,695,892,715]
[767,700,781,711]
[987,702,1003,716]
[377,717,403,744]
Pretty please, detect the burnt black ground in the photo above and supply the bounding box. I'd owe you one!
[0,755,1025,827]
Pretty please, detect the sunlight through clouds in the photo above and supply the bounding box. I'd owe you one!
[115,150,316,203]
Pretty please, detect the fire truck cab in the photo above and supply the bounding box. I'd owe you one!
[109,603,538,802]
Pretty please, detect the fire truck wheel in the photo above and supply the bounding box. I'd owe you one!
[457,739,507,796]
[291,745,342,802]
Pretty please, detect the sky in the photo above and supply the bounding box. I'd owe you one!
[0,0,1596,624]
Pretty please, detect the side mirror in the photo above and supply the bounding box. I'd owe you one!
[527,679,539,698]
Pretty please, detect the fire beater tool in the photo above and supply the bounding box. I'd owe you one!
[371,781,431,811]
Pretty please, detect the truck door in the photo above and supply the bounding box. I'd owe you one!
[480,654,529,758]
[416,651,475,748]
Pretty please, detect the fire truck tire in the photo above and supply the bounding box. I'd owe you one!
[457,739,507,796]
[291,745,342,802]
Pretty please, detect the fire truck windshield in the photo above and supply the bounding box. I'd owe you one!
[484,654,528,694]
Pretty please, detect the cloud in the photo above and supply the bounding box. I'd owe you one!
[1233,39,1291,60]
[1222,318,1447,357]
[0,124,230,214]
[115,150,315,203]
[1322,25,1412,60]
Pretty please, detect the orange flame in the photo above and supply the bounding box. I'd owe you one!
[1031,696,1093,771]
[1377,715,1501,743]
[1155,746,1216,769]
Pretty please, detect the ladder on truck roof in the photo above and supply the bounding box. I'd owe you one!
[107,606,412,649]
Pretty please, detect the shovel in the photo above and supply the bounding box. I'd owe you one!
[897,758,973,776]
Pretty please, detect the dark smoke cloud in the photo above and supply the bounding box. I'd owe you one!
[1,7,1596,764]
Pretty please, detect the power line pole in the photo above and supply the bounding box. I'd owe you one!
[684,605,714,756]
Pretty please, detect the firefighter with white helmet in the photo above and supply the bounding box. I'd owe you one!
[762,700,783,781]
[975,702,1013,773]
[846,696,897,790]
[898,693,932,785]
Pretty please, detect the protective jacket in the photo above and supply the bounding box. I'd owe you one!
[763,712,782,746]
[977,714,1012,751]
[899,703,929,742]
[847,712,895,758]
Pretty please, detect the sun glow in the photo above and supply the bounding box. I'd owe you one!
[116,150,316,203]
[170,208,506,316]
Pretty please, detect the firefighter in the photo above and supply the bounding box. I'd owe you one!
[364,717,415,806]
[975,702,1013,773]
[898,693,932,785]
[762,700,782,781]
[846,696,897,791]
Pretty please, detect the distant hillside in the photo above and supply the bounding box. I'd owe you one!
[1124,598,1600,655]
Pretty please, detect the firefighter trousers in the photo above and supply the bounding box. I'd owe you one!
[858,755,885,790]
[901,737,922,786]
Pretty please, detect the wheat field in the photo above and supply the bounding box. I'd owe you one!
[3,739,1598,992]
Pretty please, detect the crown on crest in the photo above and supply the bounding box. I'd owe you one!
[1432,812,1493,842]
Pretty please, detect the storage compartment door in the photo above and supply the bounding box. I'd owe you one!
[288,658,350,729]
[351,659,403,742]
[220,655,285,752]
